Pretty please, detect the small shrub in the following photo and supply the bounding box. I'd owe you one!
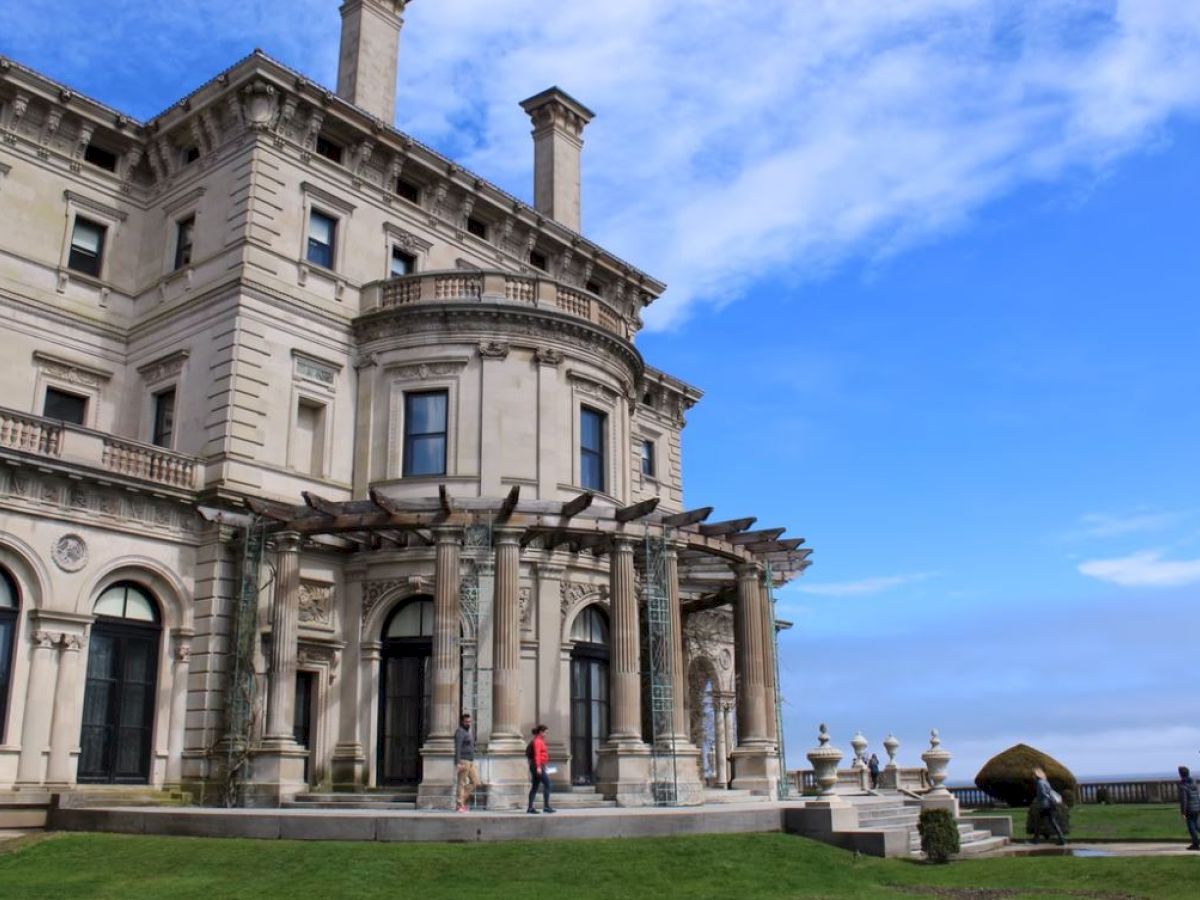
[974,743,1078,808]
[1096,786,1110,805]
[918,808,960,863]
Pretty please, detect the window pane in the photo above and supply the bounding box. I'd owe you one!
[124,590,157,622]
[581,451,603,492]
[405,435,445,477]
[153,389,176,447]
[72,219,104,254]
[581,408,604,453]
[309,211,334,245]
[407,392,446,435]
[43,388,88,425]
[0,571,16,609]
[390,247,415,277]
[93,586,127,618]
[174,217,194,269]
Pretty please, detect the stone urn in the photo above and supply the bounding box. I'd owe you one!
[883,733,900,768]
[921,728,952,796]
[850,730,868,768]
[806,723,843,799]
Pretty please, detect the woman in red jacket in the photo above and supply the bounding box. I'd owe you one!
[526,724,556,814]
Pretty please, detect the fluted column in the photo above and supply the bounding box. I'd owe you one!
[608,536,641,740]
[429,529,462,741]
[663,542,690,741]
[165,635,192,785]
[733,565,767,746]
[265,531,302,741]
[489,528,522,744]
[16,630,59,785]
[760,572,779,745]
[45,633,85,786]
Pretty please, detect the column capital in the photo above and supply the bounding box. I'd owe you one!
[433,527,464,546]
[493,526,523,546]
[273,530,303,554]
[31,629,57,649]
[611,535,636,552]
[59,633,86,652]
[735,563,761,580]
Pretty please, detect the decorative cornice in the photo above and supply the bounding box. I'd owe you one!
[382,221,432,252]
[301,180,357,216]
[33,350,115,384]
[161,185,207,216]
[137,349,190,384]
[63,189,128,222]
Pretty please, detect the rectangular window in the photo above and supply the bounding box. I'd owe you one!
[585,280,602,295]
[43,388,88,425]
[152,388,176,448]
[395,178,421,204]
[181,146,200,165]
[173,216,195,270]
[466,216,488,239]
[390,246,416,277]
[316,135,343,164]
[306,210,336,269]
[403,390,448,477]
[68,217,106,277]
[529,250,548,272]
[580,407,606,492]
[83,144,118,172]
[292,398,327,476]
[640,439,655,478]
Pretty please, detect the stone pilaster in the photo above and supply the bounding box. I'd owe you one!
[332,565,366,790]
[15,630,58,786]
[45,633,85,787]
[534,561,570,786]
[731,564,772,793]
[164,634,192,787]
[486,528,528,808]
[418,529,463,809]
[656,541,703,803]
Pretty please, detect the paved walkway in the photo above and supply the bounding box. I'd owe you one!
[1004,841,1200,858]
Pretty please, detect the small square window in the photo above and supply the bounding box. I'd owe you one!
[181,146,200,165]
[395,178,421,204]
[529,250,548,272]
[640,439,655,478]
[316,135,344,164]
[173,216,195,270]
[152,387,176,447]
[390,246,417,277]
[44,388,88,425]
[68,217,106,278]
[83,144,118,172]
[307,210,336,270]
[466,217,488,239]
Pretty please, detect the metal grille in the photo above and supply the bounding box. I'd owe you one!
[643,527,679,806]
[222,515,267,806]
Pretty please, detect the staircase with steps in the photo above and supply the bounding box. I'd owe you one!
[847,794,1009,858]
[284,784,618,811]
[55,787,192,809]
[0,791,51,838]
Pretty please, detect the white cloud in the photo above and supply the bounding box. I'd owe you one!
[1070,510,1187,539]
[792,571,936,597]
[1078,549,1200,587]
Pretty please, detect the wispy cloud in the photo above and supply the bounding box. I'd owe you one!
[1078,549,1200,587]
[1068,510,1189,540]
[793,571,937,597]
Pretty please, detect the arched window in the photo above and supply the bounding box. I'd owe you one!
[379,596,435,785]
[570,605,608,646]
[93,582,159,623]
[0,568,19,743]
[385,598,433,639]
[569,604,609,785]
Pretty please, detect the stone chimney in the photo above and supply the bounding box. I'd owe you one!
[336,0,412,123]
[519,87,595,233]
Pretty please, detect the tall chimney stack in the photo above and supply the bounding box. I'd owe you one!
[336,0,412,123]
[519,87,595,233]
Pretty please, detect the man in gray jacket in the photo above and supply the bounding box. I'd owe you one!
[455,712,480,813]
[1178,766,1200,849]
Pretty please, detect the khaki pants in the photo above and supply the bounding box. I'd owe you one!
[456,761,480,807]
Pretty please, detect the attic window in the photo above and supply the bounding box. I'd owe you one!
[396,178,420,204]
[182,146,200,165]
[316,135,344,164]
[585,280,601,295]
[466,217,488,239]
[529,250,548,272]
[83,144,118,172]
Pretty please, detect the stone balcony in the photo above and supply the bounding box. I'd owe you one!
[0,407,199,492]
[360,269,634,340]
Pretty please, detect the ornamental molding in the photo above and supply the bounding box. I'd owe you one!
[137,349,190,384]
[519,585,532,629]
[33,350,114,386]
[477,340,510,360]
[301,180,357,216]
[298,580,335,629]
[534,347,565,367]
[560,580,609,621]
[51,533,88,572]
[383,358,469,382]
[382,222,432,253]
[161,185,207,217]
[297,641,341,684]
[63,189,128,223]
[567,369,620,403]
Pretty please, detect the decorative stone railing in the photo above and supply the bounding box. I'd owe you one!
[366,270,633,340]
[0,407,199,491]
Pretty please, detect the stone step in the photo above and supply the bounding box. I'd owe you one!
[63,789,191,808]
[294,792,417,804]
[862,814,921,829]
[0,808,47,829]
[283,800,418,810]
[702,789,759,805]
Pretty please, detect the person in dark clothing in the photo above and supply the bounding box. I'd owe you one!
[1177,765,1200,849]
[454,712,479,813]
[868,753,880,790]
[526,724,556,814]
[1032,766,1066,845]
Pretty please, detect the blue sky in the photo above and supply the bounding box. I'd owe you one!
[6,0,1200,780]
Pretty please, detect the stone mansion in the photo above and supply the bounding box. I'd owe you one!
[0,0,810,807]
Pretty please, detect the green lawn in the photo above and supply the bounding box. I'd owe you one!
[966,804,1187,842]
[1,832,1197,899]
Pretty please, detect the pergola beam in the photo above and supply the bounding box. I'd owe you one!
[245,497,303,523]
[615,497,659,523]
[496,484,520,522]
[698,516,756,537]
[301,491,343,518]
[560,491,595,518]
[438,484,453,516]
[660,506,713,527]
[729,527,786,545]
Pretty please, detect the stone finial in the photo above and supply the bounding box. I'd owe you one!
[921,727,952,797]
[806,724,843,800]
[850,730,868,768]
[883,732,900,767]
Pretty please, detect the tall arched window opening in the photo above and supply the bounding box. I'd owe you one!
[0,568,18,743]
[378,596,434,785]
[569,604,610,785]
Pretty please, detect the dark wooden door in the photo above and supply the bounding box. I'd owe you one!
[378,646,431,784]
[78,621,159,783]
[293,671,316,783]
[570,650,609,785]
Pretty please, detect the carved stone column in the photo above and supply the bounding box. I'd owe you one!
[165,634,192,786]
[658,541,703,802]
[332,565,366,791]
[761,571,779,747]
[595,536,651,805]
[45,633,85,787]
[417,529,463,809]
[731,564,772,793]
[16,630,59,786]
[485,528,527,808]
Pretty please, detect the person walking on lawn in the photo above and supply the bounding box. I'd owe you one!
[1177,765,1200,849]
[1032,766,1066,846]
[454,712,479,813]
[526,724,556,814]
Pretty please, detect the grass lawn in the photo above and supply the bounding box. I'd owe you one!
[966,804,1187,842]
[1,832,1197,899]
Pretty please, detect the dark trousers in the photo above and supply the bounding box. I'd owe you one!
[1035,806,1065,844]
[528,765,551,810]
[1186,811,1200,846]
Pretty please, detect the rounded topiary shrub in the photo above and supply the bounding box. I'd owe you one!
[918,808,960,863]
[974,744,1077,808]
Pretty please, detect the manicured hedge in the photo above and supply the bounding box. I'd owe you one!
[974,743,1077,808]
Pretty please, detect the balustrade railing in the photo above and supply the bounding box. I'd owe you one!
[102,437,197,489]
[951,779,1182,808]
[0,409,62,457]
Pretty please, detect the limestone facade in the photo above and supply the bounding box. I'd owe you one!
[0,2,807,805]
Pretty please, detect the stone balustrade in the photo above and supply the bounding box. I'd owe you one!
[369,270,632,339]
[0,406,198,491]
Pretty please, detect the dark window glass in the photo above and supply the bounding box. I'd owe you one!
[585,280,602,295]
[68,217,106,277]
[315,135,343,164]
[44,388,88,425]
[0,569,17,743]
[83,144,118,172]
[390,246,416,277]
[152,388,176,447]
[403,391,448,477]
[580,407,606,492]
[307,211,336,269]
[396,178,421,203]
[173,216,195,270]
[182,146,200,165]
[466,217,488,239]
[529,250,548,271]
[640,439,655,477]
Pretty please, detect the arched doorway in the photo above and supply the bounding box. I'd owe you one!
[569,605,610,785]
[0,568,18,743]
[378,596,433,785]
[78,582,161,784]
